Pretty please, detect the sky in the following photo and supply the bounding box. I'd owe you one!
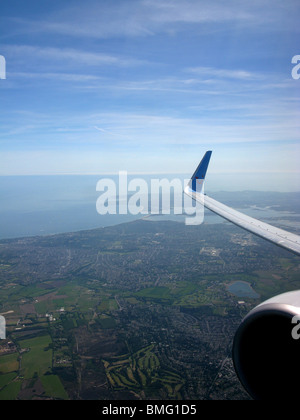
[0,0,299,190]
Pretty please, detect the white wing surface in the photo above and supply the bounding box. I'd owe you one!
[184,151,300,256]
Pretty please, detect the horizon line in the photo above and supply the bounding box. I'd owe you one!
[1,170,300,177]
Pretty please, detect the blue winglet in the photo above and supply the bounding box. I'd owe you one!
[190,151,212,192]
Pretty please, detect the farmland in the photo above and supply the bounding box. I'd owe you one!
[0,218,299,399]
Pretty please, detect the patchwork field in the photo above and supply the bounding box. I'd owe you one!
[0,219,299,399]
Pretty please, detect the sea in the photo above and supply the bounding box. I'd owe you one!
[0,174,299,240]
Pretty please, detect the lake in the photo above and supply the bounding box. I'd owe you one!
[227,281,260,299]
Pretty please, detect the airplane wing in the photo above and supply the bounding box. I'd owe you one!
[184,151,300,256]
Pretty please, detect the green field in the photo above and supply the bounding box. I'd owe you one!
[41,375,69,399]
[0,372,17,389]
[0,380,21,400]
[0,334,69,399]
[0,353,19,374]
[0,216,299,400]
[19,335,52,379]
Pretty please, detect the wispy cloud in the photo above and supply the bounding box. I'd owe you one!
[2,108,299,147]
[185,66,263,81]
[0,1,299,182]
[11,71,102,83]
[144,0,255,25]
[4,45,146,68]
[3,0,298,41]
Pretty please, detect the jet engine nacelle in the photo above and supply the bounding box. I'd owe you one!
[232,290,300,400]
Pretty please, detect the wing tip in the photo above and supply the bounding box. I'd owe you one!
[188,150,212,192]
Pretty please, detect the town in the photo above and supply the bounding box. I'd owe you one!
[0,215,299,400]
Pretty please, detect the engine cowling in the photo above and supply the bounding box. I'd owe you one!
[232,290,300,400]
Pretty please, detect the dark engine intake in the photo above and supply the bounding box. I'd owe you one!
[232,291,300,400]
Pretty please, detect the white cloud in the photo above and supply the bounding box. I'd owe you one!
[144,0,255,24]
[4,0,298,41]
[186,66,263,81]
[11,71,101,82]
[4,44,146,70]
[1,0,299,181]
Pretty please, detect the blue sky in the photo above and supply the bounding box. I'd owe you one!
[0,0,299,190]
